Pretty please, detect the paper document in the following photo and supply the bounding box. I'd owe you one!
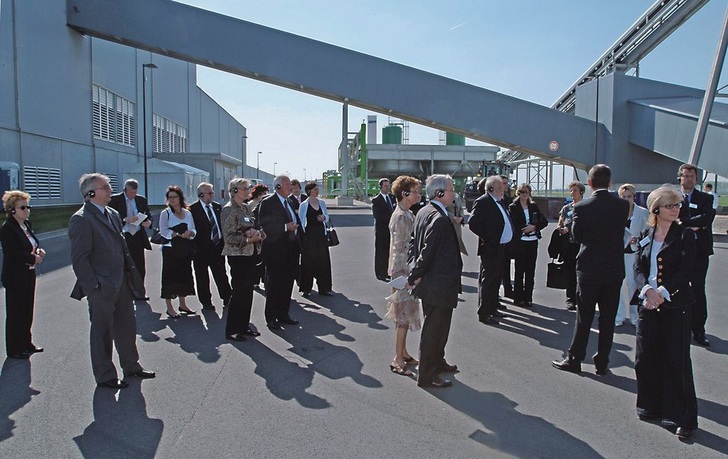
[387,275,408,290]
[130,213,148,226]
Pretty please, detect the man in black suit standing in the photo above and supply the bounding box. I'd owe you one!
[258,175,301,330]
[190,182,232,311]
[408,174,463,389]
[469,175,515,325]
[500,175,515,302]
[109,179,152,300]
[553,164,629,375]
[372,178,395,281]
[677,163,715,347]
[69,173,155,389]
[288,178,307,212]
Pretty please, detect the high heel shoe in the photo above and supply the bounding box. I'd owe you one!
[403,356,419,365]
[179,308,197,315]
[166,311,181,319]
[389,362,413,376]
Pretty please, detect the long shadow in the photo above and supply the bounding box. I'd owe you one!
[431,381,601,457]
[73,383,163,458]
[0,359,40,442]
[235,339,330,409]
[134,299,167,343]
[162,309,226,363]
[301,292,388,331]
[272,301,382,389]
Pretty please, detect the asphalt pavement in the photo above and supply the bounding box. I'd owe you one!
[1,208,727,458]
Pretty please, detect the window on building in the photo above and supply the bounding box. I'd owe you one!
[153,114,187,153]
[92,84,136,147]
[23,167,62,200]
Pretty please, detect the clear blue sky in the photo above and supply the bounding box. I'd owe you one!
[180,0,726,181]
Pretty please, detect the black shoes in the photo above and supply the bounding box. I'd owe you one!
[320,291,334,297]
[439,362,458,373]
[479,315,499,325]
[693,335,710,347]
[552,357,582,374]
[518,301,533,308]
[301,291,311,298]
[98,379,129,389]
[267,322,283,330]
[243,329,261,337]
[376,275,391,282]
[595,366,609,376]
[492,310,505,318]
[676,427,693,440]
[201,303,216,311]
[8,351,31,360]
[28,346,44,354]
[566,301,577,311]
[418,377,452,389]
[279,318,299,325]
[227,333,247,342]
[128,369,156,379]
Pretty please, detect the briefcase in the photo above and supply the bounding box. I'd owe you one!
[546,260,567,290]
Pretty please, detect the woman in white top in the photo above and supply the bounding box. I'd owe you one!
[616,184,649,326]
[159,185,197,318]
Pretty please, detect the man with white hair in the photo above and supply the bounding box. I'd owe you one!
[408,174,463,389]
[469,175,515,325]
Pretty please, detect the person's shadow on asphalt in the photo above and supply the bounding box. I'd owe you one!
[73,382,163,458]
[0,359,40,442]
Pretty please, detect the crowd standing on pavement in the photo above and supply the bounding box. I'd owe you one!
[1,161,717,442]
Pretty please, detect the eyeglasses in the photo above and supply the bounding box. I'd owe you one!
[517,190,529,195]
[202,191,214,195]
[443,189,456,192]
[662,203,682,210]
[15,205,31,210]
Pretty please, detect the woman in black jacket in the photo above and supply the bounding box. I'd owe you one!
[508,184,548,308]
[632,185,697,440]
[1,190,45,359]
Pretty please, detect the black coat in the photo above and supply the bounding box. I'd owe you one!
[678,189,715,257]
[469,193,514,255]
[108,192,152,250]
[371,193,395,234]
[408,203,463,308]
[190,200,225,250]
[1,217,39,287]
[507,200,548,243]
[633,223,696,309]
[258,193,301,267]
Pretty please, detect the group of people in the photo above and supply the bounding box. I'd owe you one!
[2,162,716,440]
[373,163,714,441]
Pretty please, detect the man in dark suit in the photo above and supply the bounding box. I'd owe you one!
[258,175,301,330]
[408,174,463,389]
[500,175,514,302]
[190,182,232,311]
[288,178,307,212]
[372,177,395,281]
[553,164,629,375]
[108,179,152,300]
[469,175,515,325]
[677,163,715,346]
[69,173,155,389]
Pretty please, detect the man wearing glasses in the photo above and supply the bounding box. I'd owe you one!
[69,173,155,389]
[190,182,231,311]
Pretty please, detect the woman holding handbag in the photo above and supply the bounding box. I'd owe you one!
[298,182,333,297]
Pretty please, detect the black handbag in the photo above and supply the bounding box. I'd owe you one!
[546,260,568,289]
[327,226,340,247]
[150,209,170,245]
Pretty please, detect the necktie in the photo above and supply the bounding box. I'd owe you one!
[206,205,220,245]
[126,199,138,235]
[283,200,296,240]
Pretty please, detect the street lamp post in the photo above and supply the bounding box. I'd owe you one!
[274,162,277,176]
[257,151,262,179]
[303,168,307,181]
[142,63,157,198]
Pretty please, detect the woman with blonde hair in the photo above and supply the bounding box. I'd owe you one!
[1,190,45,358]
[616,183,649,326]
[385,175,422,376]
[632,185,697,440]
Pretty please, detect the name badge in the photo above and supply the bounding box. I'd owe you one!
[689,203,698,209]
[243,217,251,223]
[639,236,650,247]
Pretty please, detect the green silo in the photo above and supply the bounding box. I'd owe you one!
[382,125,402,144]
[446,132,466,145]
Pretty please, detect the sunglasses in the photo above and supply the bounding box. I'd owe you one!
[662,203,682,210]
[15,205,31,210]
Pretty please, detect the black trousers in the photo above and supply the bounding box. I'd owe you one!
[124,232,147,291]
[299,239,332,294]
[418,302,454,385]
[563,242,580,304]
[5,270,36,356]
[478,244,507,318]
[193,242,231,307]
[501,254,513,296]
[568,281,621,367]
[226,255,255,336]
[689,254,709,339]
[513,241,538,302]
[374,229,390,278]
[636,305,697,429]
[264,259,296,324]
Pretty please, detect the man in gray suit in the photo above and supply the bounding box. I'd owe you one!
[69,173,155,389]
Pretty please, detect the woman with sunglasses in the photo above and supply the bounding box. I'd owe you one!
[221,177,266,341]
[1,191,45,359]
[508,184,548,308]
[632,185,697,440]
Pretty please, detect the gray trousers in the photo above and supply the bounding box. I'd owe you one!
[87,279,142,383]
